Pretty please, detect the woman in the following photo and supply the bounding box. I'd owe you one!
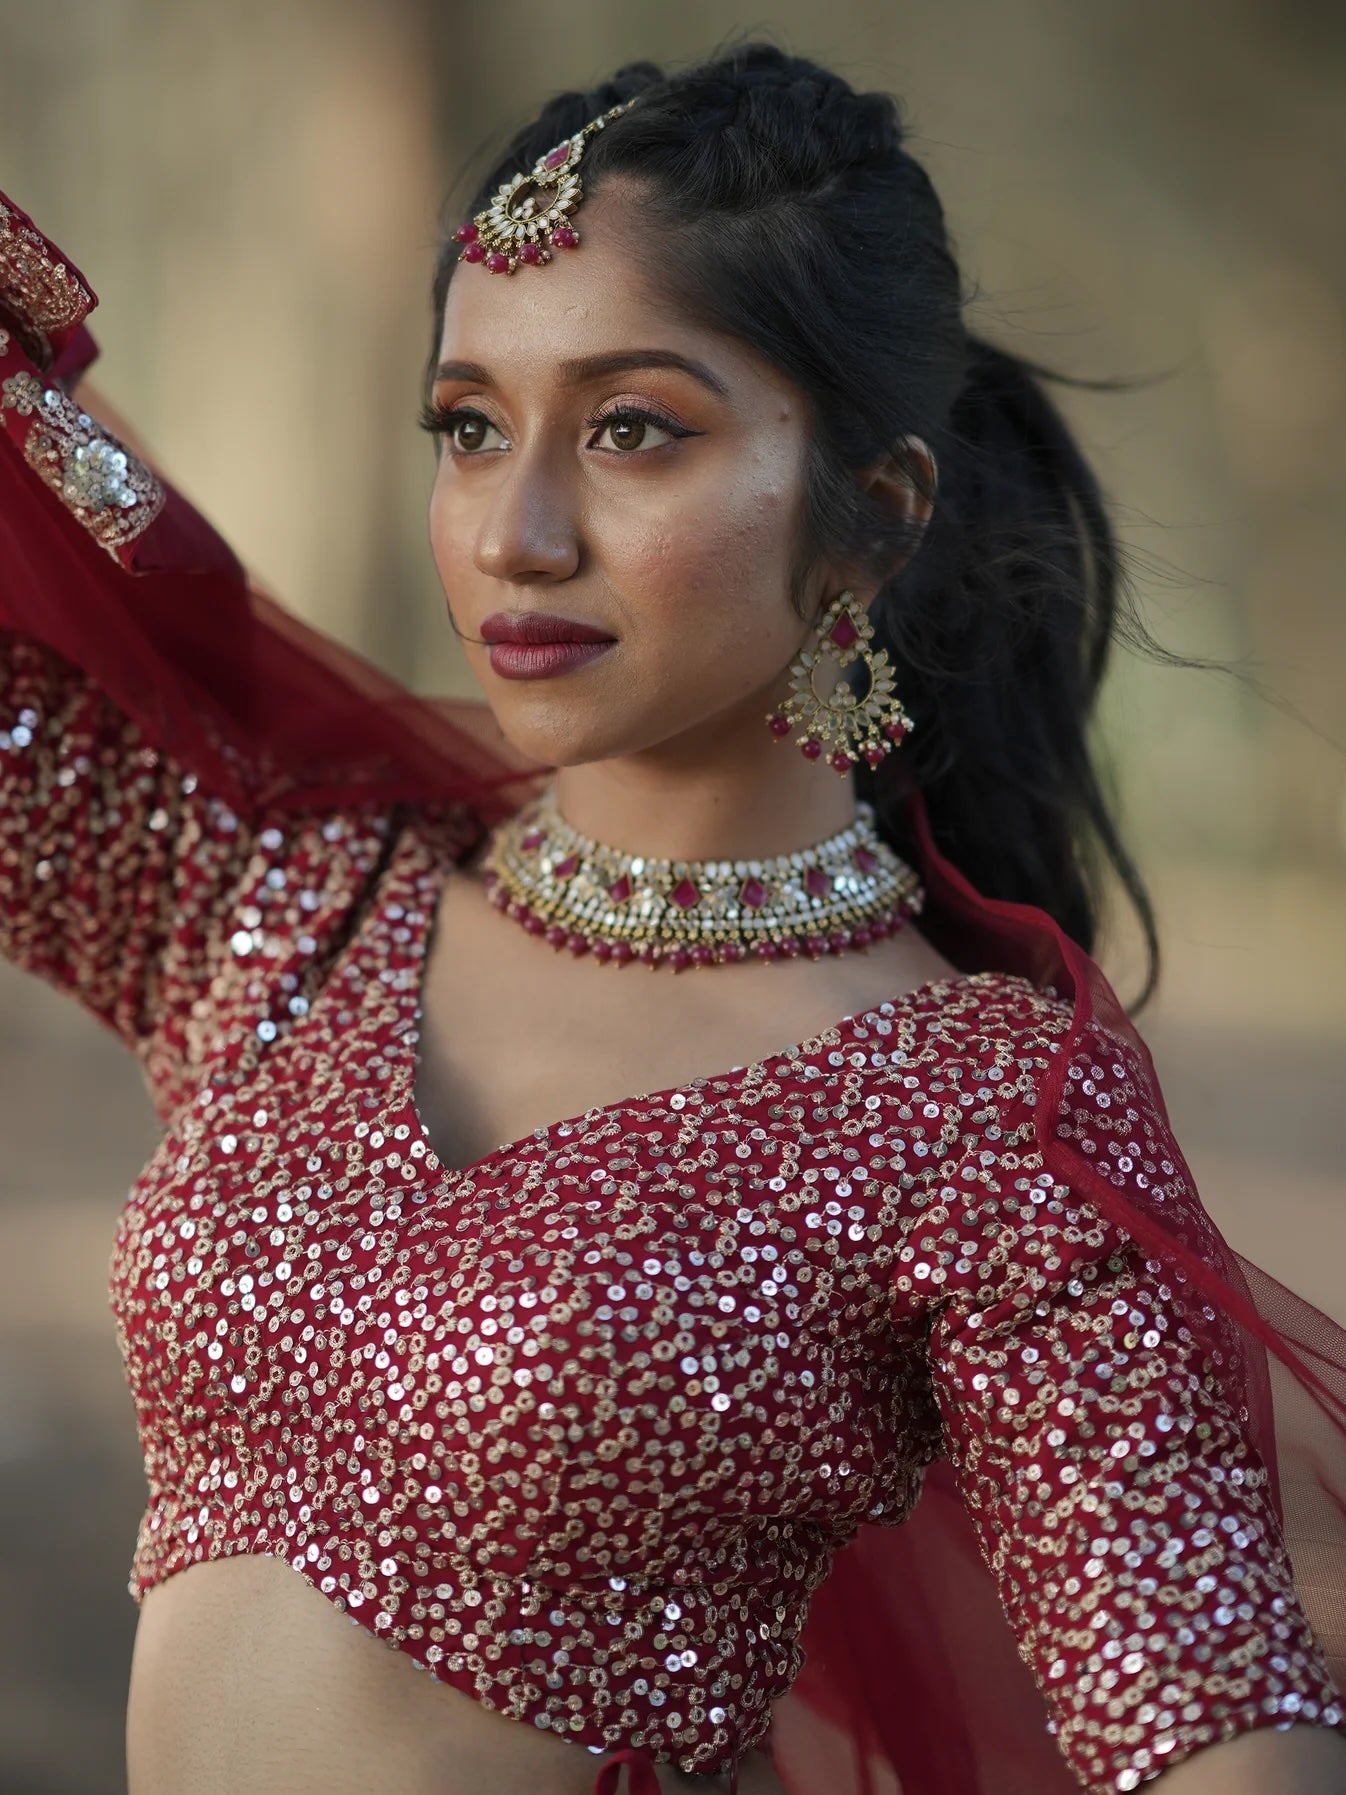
[1,41,1344,1795]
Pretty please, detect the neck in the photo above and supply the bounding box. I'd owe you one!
[551,725,856,863]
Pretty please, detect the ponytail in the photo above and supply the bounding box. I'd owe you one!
[860,333,1163,1005]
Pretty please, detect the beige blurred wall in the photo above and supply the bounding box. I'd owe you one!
[1,4,1344,1791]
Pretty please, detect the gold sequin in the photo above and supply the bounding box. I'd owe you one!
[0,371,164,555]
[0,193,92,355]
[1,634,1340,1792]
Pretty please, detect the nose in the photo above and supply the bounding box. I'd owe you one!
[473,442,580,585]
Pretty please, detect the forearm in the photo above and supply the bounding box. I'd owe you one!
[1153,1722,1346,1794]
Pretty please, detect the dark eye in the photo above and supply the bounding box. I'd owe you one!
[418,402,506,454]
[588,407,693,453]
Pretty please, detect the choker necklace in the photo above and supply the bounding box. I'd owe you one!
[480,785,925,970]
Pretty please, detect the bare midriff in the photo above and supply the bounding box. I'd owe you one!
[128,1556,787,1795]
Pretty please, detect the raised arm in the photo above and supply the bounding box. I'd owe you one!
[0,198,263,1103]
[0,190,520,1118]
[0,195,401,1119]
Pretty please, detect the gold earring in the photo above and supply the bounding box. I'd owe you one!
[766,591,915,775]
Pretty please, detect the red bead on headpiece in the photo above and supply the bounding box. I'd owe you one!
[453,99,637,276]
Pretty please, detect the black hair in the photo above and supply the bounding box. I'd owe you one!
[427,41,1235,1012]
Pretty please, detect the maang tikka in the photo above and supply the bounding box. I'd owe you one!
[767,590,915,774]
[454,99,638,275]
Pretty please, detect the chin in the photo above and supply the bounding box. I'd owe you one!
[484,704,633,770]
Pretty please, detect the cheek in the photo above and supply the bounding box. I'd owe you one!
[635,471,799,655]
[428,468,470,578]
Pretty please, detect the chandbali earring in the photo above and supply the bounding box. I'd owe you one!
[766,590,915,775]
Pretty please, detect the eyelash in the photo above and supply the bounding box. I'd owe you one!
[416,400,695,456]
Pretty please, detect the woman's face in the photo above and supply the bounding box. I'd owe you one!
[426,179,831,770]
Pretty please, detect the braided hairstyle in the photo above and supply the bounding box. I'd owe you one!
[429,42,1196,1010]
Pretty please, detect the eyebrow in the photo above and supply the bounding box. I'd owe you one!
[432,347,731,399]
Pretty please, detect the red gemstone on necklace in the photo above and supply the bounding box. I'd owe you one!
[520,827,545,851]
[485,251,511,274]
[827,930,851,953]
[669,946,692,970]
[461,242,486,263]
[611,940,634,964]
[755,941,779,960]
[854,845,878,874]
[803,867,831,899]
[552,853,579,879]
[637,944,659,964]
[830,610,860,649]
[852,926,873,949]
[567,933,590,956]
[519,242,542,265]
[805,935,828,958]
[607,873,633,903]
[739,876,767,909]
[545,925,567,948]
[670,876,700,910]
[454,222,479,243]
[544,144,570,169]
[552,224,578,247]
[691,944,714,965]
[592,940,613,962]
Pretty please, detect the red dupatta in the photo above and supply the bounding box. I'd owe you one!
[2,191,1343,1794]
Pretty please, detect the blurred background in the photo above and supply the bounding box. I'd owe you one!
[1,1,1344,1789]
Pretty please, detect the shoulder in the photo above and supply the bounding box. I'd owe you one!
[145,797,475,1112]
[812,970,1076,1183]
[873,967,1076,1096]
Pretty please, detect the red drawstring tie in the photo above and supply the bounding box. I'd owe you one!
[592,1746,662,1794]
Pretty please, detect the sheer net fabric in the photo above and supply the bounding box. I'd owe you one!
[1,193,1343,1795]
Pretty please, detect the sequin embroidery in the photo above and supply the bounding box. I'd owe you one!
[2,633,1341,1794]
[0,372,163,554]
[0,193,93,350]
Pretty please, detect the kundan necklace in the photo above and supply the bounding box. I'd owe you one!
[480,785,925,970]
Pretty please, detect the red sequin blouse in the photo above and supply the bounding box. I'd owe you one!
[1,629,1341,1792]
[1,188,1342,1795]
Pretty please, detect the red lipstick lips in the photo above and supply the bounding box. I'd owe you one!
[479,611,616,680]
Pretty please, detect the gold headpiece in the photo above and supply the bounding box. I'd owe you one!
[454,99,637,275]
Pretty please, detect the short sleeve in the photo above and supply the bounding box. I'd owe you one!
[896,1061,1344,1793]
[0,633,417,1122]
[1,634,252,1096]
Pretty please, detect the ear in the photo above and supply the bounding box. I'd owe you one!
[850,434,939,594]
